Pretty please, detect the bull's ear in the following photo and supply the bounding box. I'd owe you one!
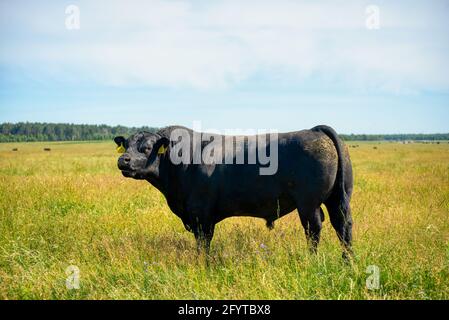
[114,136,126,153]
[114,136,125,147]
[154,137,170,156]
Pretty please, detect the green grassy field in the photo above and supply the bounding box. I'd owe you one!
[0,141,448,300]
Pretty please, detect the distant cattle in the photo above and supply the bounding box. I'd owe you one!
[43,148,51,151]
[12,148,18,151]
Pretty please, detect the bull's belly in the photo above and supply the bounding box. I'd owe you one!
[215,192,297,222]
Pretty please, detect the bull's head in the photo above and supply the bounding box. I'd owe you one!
[114,132,169,180]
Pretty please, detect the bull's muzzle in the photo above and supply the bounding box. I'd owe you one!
[118,154,131,171]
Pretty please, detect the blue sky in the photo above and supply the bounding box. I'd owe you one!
[1,0,448,134]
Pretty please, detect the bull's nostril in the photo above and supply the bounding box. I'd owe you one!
[118,155,131,169]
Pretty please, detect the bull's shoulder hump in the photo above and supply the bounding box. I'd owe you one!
[158,125,193,137]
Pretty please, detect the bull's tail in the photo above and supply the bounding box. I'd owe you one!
[311,125,349,214]
[312,125,353,260]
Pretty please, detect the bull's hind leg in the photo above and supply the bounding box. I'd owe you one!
[325,197,353,260]
[298,207,323,254]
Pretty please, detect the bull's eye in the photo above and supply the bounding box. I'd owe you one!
[138,143,151,154]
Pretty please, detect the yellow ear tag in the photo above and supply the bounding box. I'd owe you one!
[158,145,167,155]
[116,143,126,154]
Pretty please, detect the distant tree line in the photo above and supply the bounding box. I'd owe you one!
[0,122,157,142]
[0,122,448,142]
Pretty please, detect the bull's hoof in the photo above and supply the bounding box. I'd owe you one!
[266,221,275,230]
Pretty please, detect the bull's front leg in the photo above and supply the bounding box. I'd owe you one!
[193,219,215,256]
[188,209,215,256]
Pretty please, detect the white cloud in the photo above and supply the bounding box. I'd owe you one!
[1,0,448,92]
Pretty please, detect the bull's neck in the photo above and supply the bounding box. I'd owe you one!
[145,158,171,195]
[145,160,186,218]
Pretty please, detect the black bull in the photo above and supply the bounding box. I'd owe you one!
[114,125,353,258]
